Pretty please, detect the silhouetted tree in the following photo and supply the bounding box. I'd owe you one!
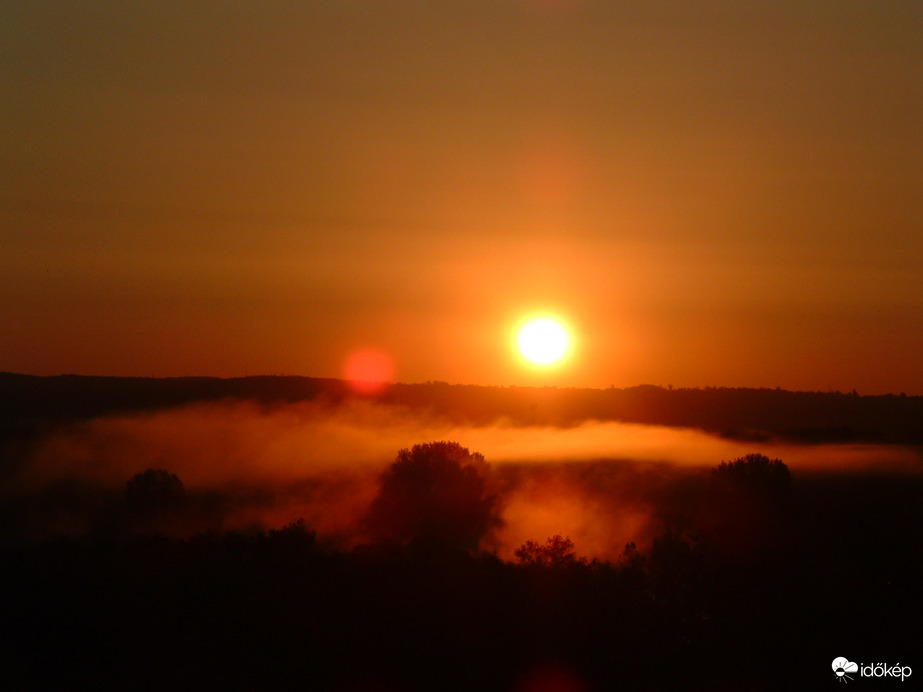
[125,468,186,515]
[267,518,317,550]
[515,534,582,568]
[704,454,793,559]
[712,453,791,500]
[363,441,500,552]
[120,468,190,537]
[618,541,646,571]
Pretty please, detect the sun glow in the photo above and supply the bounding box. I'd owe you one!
[516,317,571,366]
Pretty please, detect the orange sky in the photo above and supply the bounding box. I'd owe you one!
[2,2,921,393]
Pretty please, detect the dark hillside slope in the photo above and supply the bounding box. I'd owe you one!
[2,373,921,444]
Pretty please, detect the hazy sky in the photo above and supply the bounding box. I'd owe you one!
[3,1,921,393]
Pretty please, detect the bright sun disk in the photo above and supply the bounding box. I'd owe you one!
[517,318,570,365]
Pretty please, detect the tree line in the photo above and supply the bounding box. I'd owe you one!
[3,441,921,690]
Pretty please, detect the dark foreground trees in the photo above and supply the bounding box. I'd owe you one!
[515,534,581,568]
[3,447,921,691]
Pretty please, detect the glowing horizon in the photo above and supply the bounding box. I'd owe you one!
[1,3,920,395]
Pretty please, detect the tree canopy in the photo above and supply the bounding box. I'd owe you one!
[514,535,582,568]
[363,441,500,552]
[712,453,791,500]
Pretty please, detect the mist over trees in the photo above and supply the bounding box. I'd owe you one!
[4,442,920,690]
[3,373,921,444]
[1,375,921,690]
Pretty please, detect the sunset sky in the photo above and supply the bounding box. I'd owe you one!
[3,1,921,393]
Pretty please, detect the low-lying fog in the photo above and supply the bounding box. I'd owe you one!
[4,400,920,560]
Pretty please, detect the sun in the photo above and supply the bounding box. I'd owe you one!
[516,317,571,366]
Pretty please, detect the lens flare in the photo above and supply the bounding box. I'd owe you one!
[343,349,393,394]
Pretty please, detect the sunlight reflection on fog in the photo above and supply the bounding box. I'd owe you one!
[12,401,922,558]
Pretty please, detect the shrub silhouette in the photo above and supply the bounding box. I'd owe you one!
[712,453,791,500]
[125,468,186,515]
[515,534,581,568]
[363,441,500,552]
[267,517,317,550]
[706,454,793,557]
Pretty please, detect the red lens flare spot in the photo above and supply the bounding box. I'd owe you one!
[515,664,588,692]
[343,349,394,394]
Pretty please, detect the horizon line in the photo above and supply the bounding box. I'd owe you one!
[1,371,918,399]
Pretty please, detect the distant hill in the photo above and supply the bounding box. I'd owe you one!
[1,372,921,445]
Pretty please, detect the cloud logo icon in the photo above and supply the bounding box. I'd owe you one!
[832,657,858,682]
